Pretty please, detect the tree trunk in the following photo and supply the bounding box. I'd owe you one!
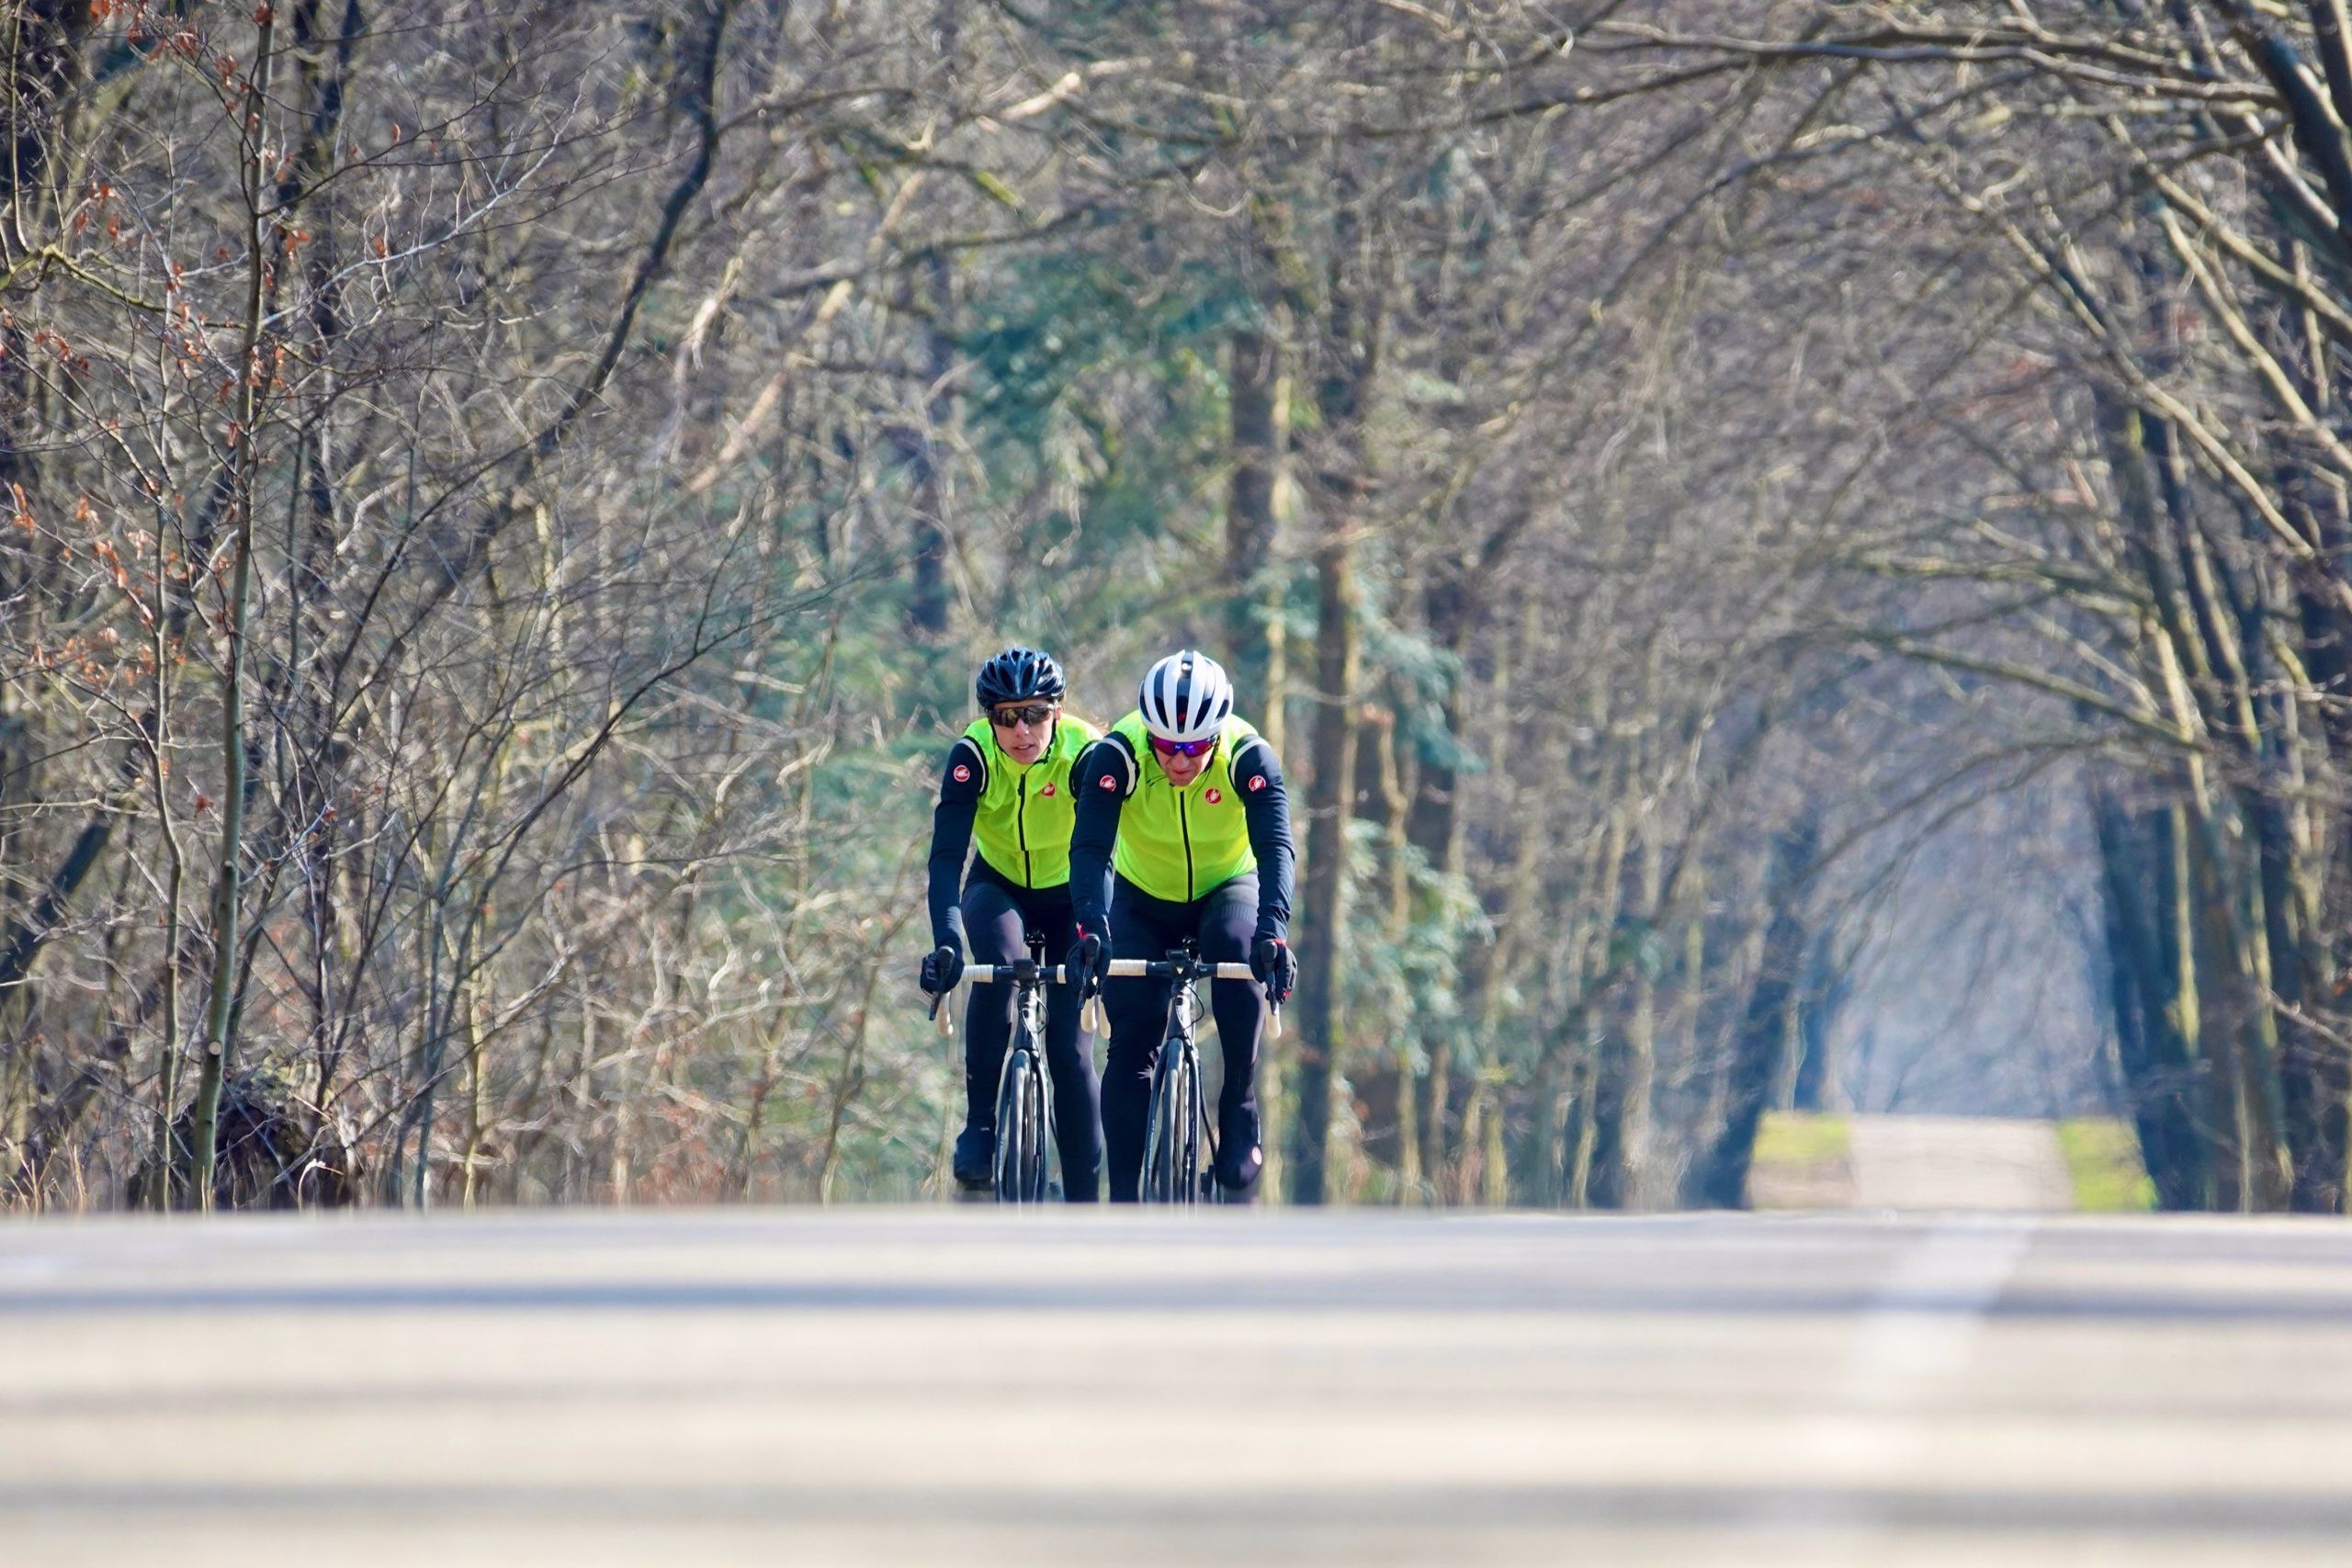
[1288,540,1360,1204]
[187,12,281,1208]
[1226,323,1287,718]
[1284,154,1383,1204]
[1227,321,1291,1197]
[1408,565,1471,1187]
[2090,785,2208,1209]
[899,252,957,642]
[1692,815,1816,1209]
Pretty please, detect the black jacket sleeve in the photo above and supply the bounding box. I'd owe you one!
[1232,736,1295,942]
[925,737,987,951]
[1068,735,1135,935]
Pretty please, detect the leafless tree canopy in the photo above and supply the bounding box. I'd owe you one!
[6,0,2352,1212]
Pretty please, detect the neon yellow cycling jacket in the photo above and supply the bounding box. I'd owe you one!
[955,713,1101,889]
[1099,711,1264,902]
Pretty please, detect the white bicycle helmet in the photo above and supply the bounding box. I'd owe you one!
[1136,649,1234,744]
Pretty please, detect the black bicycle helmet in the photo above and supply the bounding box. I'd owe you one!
[975,646,1067,709]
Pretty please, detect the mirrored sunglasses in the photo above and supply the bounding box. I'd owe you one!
[1150,735,1216,759]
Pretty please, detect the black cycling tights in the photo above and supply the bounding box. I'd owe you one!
[961,872,1102,1202]
[1099,873,1264,1202]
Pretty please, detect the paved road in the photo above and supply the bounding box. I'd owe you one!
[1848,1116,2075,1211]
[7,1209,2352,1565]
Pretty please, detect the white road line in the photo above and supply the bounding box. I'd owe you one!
[0,1253,71,1284]
[1843,1217,2036,1403]
[1725,1217,2037,1559]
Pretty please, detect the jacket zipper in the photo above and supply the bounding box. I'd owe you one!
[1178,784,1195,901]
[1017,770,1032,886]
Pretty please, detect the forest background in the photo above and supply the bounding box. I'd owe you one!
[6,0,2350,1213]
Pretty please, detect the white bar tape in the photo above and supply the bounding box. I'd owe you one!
[1099,960,1260,980]
[961,965,1069,985]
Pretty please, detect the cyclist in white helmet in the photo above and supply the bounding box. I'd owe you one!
[1067,649,1297,1198]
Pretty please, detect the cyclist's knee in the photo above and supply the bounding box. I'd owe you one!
[1046,1049,1093,1102]
[965,919,1028,964]
[1102,1035,1159,1082]
[1199,927,1250,964]
[1100,977,1160,1034]
[962,995,1014,1055]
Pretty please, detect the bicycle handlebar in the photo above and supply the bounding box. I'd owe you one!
[924,957,1283,1041]
[926,963,1068,1037]
[1081,960,1280,1040]
[1103,959,1257,981]
[961,964,1072,986]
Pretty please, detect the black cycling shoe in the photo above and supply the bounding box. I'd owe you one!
[952,1126,994,1191]
[1215,1106,1263,1194]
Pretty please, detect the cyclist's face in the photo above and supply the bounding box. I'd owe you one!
[989,704,1057,763]
[1157,746,1208,786]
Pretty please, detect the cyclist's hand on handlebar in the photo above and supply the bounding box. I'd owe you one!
[1251,937,1296,1003]
[921,944,964,995]
[1068,926,1108,998]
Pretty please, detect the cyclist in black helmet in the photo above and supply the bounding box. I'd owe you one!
[920,647,1105,1199]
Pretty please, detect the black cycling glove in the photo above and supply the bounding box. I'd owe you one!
[921,944,964,995]
[1250,937,1295,1004]
[1068,926,1108,998]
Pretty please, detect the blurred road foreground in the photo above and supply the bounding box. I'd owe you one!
[6,1207,2352,1565]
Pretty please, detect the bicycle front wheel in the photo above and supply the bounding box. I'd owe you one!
[1181,1045,1204,1201]
[993,1044,1033,1203]
[1019,1051,1049,1201]
[1143,1041,1199,1205]
[1141,1049,1174,1202]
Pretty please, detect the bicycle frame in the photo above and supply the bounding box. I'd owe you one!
[1147,964,1205,1203]
[928,936,1071,1203]
[927,945,1284,1203]
[1095,948,1272,1204]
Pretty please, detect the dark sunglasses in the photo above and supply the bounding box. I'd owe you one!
[989,704,1057,728]
[1149,735,1216,759]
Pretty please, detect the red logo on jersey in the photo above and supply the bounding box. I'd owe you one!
[1205,787,1223,805]
[1247,774,1266,792]
[1040,782,1057,796]
[1099,774,1118,791]
[952,764,971,784]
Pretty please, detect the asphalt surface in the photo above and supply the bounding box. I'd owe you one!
[1848,1116,2075,1211]
[7,1208,2352,1564]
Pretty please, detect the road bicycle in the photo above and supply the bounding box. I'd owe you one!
[1090,945,1282,1204]
[928,931,1066,1203]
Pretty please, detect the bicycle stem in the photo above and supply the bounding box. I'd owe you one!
[935,966,1281,1040]
[1083,990,1281,1039]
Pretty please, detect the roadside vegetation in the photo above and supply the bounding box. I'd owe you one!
[2058,1120,2161,1214]
[6,3,2352,1213]
[1753,1114,1854,1172]
[1745,1112,1855,1212]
